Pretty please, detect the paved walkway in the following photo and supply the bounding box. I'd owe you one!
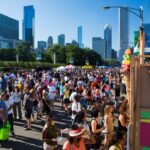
[0,100,70,150]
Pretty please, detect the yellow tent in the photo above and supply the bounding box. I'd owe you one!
[82,65,93,69]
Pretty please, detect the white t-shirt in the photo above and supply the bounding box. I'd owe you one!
[5,97,14,114]
[71,101,81,119]
[48,85,56,100]
[12,92,21,103]
[69,92,77,102]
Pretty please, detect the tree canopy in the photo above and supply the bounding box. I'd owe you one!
[0,43,109,66]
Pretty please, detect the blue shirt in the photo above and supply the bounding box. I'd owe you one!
[0,100,8,120]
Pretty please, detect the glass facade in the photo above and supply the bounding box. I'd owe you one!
[0,14,19,40]
[38,41,46,49]
[118,8,129,61]
[47,36,53,48]
[78,26,83,48]
[58,34,65,46]
[104,23,112,59]
[92,37,106,59]
[0,37,19,49]
[23,5,35,48]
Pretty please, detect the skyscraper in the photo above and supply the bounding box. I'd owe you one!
[0,14,19,40]
[92,37,106,59]
[77,26,83,48]
[58,34,65,46]
[23,5,35,48]
[47,36,53,48]
[104,23,112,59]
[38,41,46,49]
[118,8,129,61]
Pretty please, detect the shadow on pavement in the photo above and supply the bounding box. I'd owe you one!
[0,137,43,150]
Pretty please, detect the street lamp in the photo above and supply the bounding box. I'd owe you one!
[102,6,143,27]
[102,6,144,64]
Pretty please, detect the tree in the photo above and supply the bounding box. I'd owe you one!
[43,44,104,66]
[16,42,36,62]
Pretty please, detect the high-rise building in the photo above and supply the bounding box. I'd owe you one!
[58,34,65,46]
[77,26,83,48]
[72,40,79,46]
[118,8,129,61]
[104,23,112,59]
[47,36,53,48]
[111,49,117,59]
[0,14,19,40]
[0,37,20,48]
[92,37,106,59]
[23,5,35,48]
[38,41,46,49]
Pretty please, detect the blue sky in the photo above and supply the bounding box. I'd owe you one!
[0,0,150,50]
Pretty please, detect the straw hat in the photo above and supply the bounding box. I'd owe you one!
[69,129,83,137]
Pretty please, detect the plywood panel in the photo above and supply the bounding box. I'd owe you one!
[139,66,150,108]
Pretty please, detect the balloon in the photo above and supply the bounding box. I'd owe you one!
[125,49,132,55]
[123,54,131,60]
[122,60,131,65]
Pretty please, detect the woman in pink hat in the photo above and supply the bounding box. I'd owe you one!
[63,125,95,150]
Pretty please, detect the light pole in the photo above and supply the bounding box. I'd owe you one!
[103,6,144,64]
[103,6,145,150]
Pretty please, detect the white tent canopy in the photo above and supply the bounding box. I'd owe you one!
[56,66,67,72]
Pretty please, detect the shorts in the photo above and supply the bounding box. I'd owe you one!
[25,109,32,119]
[63,98,70,104]
[33,106,39,113]
[43,142,57,150]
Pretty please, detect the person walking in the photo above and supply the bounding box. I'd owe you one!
[24,87,34,130]
[42,115,59,150]
[4,93,15,137]
[12,86,22,120]
[0,92,8,147]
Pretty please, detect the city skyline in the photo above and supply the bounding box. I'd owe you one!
[0,0,149,50]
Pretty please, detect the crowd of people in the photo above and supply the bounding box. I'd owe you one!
[0,67,129,150]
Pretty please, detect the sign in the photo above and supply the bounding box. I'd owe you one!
[134,31,150,53]
[134,31,139,46]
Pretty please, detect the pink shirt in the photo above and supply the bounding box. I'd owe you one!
[63,138,85,150]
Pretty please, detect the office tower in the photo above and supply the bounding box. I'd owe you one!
[47,36,53,48]
[0,14,19,40]
[111,49,117,59]
[38,41,46,49]
[0,37,20,48]
[71,40,78,46]
[92,37,106,59]
[104,23,112,59]
[23,5,35,48]
[77,26,83,48]
[58,34,65,46]
[118,7,129,61]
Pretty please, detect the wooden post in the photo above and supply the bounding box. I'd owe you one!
[129,59,135,150]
